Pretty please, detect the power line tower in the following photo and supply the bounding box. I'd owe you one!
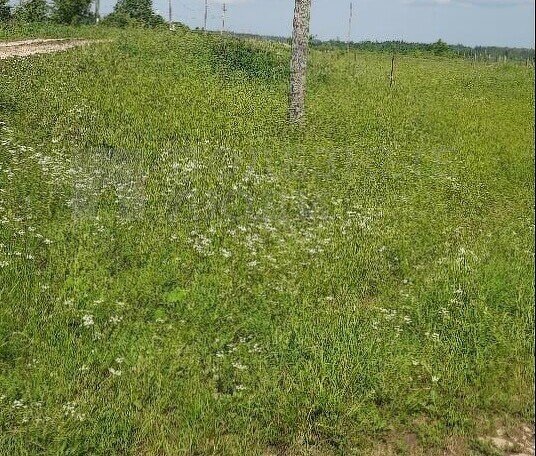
[289,0,312,124]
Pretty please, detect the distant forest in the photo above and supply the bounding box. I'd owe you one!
[226,31,535,62]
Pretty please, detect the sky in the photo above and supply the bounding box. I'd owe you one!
[104,0,535,48]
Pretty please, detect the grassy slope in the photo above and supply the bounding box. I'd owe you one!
[0,28,534,455]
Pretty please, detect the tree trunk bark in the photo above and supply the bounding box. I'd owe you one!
[289,0,312,124]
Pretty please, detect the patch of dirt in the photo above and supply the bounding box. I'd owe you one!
[479,424,535,456]
[0,38,104,59]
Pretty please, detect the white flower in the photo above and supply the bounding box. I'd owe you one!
[82,315,94,327]
[109,315,123,325]
[108,367,122,376]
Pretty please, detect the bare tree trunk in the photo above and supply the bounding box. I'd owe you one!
[289,0,312,124]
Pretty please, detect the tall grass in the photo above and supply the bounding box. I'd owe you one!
[0,28,534,455]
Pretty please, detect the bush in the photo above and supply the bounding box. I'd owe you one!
[210,38,289,82]
[105,0,164,27]
[0,0,10,22]
[52,0,93,24]
[13,0,49,23]
[100,11,139,28]
[430,39,453,57]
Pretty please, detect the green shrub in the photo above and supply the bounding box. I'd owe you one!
[13,0,49,23]
[0,0,10,21]
[210,37,289,82]
[51,0,93,24]
[104,0,164,28]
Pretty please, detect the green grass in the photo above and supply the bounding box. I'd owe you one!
[0,27,534,455]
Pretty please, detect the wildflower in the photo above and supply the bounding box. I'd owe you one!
[232,362,248,370]
[249,343,262,353]
[82,315,94,327]
[108,367,122,376]
[63,402,78,416]
[109,315,123,325]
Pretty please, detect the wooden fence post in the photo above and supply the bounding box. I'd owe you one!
[390,55,396,88]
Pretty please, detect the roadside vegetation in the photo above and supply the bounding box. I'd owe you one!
[0,26,534,455]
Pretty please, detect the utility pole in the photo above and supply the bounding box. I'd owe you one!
[347,2,353,53]
[168,0,172,30]
[95,0,100,23]
[289,0,312,124]
[203,0,208,32]
[221,3,226,35]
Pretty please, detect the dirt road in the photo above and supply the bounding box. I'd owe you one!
[0,38,101,59]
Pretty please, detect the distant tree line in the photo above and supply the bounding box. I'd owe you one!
[450,43,535,62]
[209,32,534,62]
[0,0,166,27]
[313,38,534,62]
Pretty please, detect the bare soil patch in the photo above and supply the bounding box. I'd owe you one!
[0,38,103,59]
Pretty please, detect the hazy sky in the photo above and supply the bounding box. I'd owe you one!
[105,0,535,48]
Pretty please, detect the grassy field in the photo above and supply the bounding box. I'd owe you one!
[0,27,534,455]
